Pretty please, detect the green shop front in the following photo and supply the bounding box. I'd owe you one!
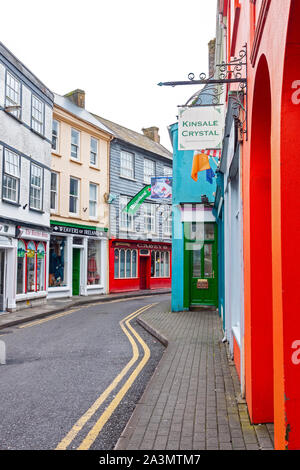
[180,205,218,309]
[48,221,109,299]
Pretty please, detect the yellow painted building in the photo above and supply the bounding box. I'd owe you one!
[48,90,112,298]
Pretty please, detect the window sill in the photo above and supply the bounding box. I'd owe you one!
[31,127,45,139]
[119,175,136,182]
[4,109,22,124]
[70,158,82,165]
[29,207,44,214]
[2,198,21,207]
[87,284,104,290]
[89,165,100,171]
[48,286,69,292]
[68,213,81,219]
[52,151,62,158]
[16,291,47,301]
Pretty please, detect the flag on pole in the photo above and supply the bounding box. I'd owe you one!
[191,151,211,181]
[122,185,151,215]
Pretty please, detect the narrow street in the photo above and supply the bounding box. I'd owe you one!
[0,295,168,450]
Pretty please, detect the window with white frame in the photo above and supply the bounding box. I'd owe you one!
[31,95,44,134]
[69,177,80,214]
[71,128,80,160]
[114,249,138,279]
[120,151,134,179]
[164,166,172,177]
[2,149,20,203]
[30,164,43,210]
[90,137,98,166]
[144,158,155,184]
[119,195,134,231]
[89,183,98,218]
[144,202,156,233]
[5,71,21,119]
[50,171,59,212]
[151,251,170,278]
[52,120,59,152]
[163,205,172,236]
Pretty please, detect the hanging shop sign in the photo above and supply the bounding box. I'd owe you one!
[178,105,224,151]
[122,186,151,215]
[150,177,172,200]
[51,223,108,238]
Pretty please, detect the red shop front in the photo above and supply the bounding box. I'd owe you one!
[109,239,172,293]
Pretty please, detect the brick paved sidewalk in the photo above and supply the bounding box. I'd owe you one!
[115,303,274,451]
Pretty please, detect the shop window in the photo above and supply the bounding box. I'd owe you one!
[87,239,101,285]
[17,240,26,294]
[49,236,67,287]
[36,243,45,291]
[126,250,131,277]
[132,250,137,278]
[27,241,36,292]
[165,251,170,277]
[114,248,138,279]
[120,249,125,278]
[114,249,120,279]
[151,251,171,278]
[16,240,47,294]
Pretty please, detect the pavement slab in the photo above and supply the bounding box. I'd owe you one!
[115,303,274,451]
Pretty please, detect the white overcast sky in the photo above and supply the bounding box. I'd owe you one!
[1,0,217,151]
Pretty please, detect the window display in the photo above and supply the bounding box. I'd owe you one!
[49,236,67,287]
[114,248,138,279]
[17,240,26,294]
[27,241,36,292]
[36,243,45,291]
[16,240,47,295]
[151,251,170,278]
[87,239,101,285]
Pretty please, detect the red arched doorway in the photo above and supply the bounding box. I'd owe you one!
[277,0,300,450]
[248,55,273,424]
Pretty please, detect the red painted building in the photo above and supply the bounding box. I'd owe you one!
[219,0,300,450]
[109,239,171,293]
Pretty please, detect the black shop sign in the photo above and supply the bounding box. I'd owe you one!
[51,224,108,238]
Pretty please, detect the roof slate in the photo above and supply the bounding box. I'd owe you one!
[93,114,173,161]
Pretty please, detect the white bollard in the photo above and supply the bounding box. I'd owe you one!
[0,340,6,365]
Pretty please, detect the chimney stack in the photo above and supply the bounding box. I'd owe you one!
[208,39,216,77]
[64,89,85,109]
[142,126,160,143]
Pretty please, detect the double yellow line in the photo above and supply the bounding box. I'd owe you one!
[56,302,156,450]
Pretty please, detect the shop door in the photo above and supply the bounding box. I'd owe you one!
[72,248,80,296]
[0,250,5,311]
[190,242,218,305]
[184,222,218,307]
[139,257,148,290]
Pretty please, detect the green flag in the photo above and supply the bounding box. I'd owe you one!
[123,185,151,215]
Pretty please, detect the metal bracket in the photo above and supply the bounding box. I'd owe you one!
[158,44,248,141]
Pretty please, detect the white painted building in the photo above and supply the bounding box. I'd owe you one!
[0,42,54,312]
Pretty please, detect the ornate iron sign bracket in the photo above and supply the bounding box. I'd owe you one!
[158,44,248,141]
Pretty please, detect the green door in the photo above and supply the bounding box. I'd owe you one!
[72,248,80,296]
[184,222,218,307]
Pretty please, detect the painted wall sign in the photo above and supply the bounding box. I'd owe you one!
[178,106,224,150]
[17,226,50,241]
[51,224,108,238]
